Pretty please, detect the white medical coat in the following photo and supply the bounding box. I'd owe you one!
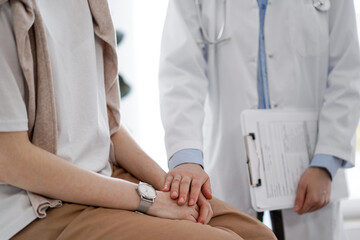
[159,0,360,239]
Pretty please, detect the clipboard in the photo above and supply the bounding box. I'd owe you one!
[240,109,348,211]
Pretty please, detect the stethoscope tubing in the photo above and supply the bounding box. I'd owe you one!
[194,0,230,45]
[195,0,327,45]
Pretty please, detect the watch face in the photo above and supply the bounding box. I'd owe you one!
[138,183,157,199]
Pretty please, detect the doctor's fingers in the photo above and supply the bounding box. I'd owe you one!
[179,176,211,206]
[297,198,313,215]
[163,174,174,191]
[297,183,331,214]
[301,195,329,214]
[294,182,314,214]
[188,179,202,206]
[189,178,212,206]
[293,181,307,213]
[178,176,191,205]
[169,174,182,199]
[305,191,330,213]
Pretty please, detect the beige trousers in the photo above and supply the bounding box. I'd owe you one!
[13,165,276,240]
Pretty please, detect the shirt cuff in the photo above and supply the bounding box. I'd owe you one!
[310,154,344,180]
[168,149,204,170]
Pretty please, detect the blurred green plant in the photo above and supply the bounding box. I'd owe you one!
[116,30,131,98]
[357,124,360,152]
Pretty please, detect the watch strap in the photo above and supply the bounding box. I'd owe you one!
[136,198,153,213]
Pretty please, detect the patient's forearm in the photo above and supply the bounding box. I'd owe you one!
[111,125,166,190]
[0,132,141,211]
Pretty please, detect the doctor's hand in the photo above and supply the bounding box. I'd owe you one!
[162,163,212,206]
[294,167,331,215]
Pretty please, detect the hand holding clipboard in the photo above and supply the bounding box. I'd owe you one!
[240,109,348,211]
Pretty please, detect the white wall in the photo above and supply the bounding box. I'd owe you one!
[343,2,360,238]
[109,0,169,171]
[346,0,360,201]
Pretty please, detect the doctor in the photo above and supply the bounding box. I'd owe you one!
[159,0,360,239]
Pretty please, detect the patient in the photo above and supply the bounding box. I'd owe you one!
[0,0,275,239]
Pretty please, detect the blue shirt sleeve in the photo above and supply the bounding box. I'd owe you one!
[310,154,345,180]
[168,149,204,170]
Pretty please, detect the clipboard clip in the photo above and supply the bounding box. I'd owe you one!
[244,133,262,187]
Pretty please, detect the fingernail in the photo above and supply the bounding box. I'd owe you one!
[179,197,185,203]
[294,205,300,211]
[189,199,195,205]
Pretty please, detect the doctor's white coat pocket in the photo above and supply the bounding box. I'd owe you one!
[289,0,330,57]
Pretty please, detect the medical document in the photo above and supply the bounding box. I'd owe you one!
[259,118,317,199]
[241,110,348,211]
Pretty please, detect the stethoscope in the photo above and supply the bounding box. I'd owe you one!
[194,0,231,45]
[194,0,329,46]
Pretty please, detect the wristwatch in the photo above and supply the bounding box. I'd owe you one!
[136,182,157,213]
